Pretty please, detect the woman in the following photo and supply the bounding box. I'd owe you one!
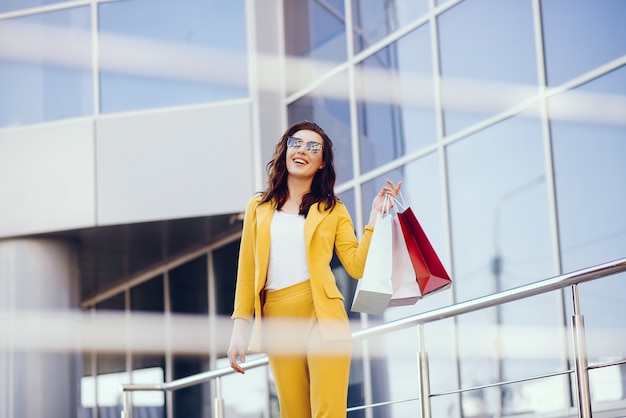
[227,120,401,417]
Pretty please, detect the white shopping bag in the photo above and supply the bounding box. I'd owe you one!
[388,215,422,306]
[351,211,393,315]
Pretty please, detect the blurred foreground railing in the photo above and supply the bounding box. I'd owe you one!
[121,257,626,418]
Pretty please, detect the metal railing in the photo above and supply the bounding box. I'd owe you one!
[121,257,626,418]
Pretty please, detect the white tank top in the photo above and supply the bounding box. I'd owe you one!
[265,210,310,290]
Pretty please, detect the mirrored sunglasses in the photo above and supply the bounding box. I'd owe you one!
[287,136,323,154]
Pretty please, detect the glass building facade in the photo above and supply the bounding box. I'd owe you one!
[0,0,625,417]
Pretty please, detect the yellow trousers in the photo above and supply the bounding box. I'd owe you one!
[264,280,352,418]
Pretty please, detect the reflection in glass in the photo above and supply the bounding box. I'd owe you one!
[356,24,436,173]
[130,275,164,313]
[99,0,248,113]
[217,355,269,417]
[284,0,347,94]
[541,0,626,86]
[447,111,565,415]
[352,0,428,53]
[551,66,626,396]
[438,0,538,135]
[0,7,92,127]
[214,239,240,316]
[361,156,459,416]
[95,294,127,418]
[0,0,68,13]
[173,356,209,418]
[288,70,353,184]
[170,256,208,314]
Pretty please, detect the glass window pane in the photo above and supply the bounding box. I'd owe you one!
[170,256,208,314]
[356,25,437,174]
[551,67,626,271]
[352,0,428,53]
[541,0,626,86]
[99,0,248,113]
[288,70,353,184]
[447,112,566,415]
[0,0,72,14]
[447,112,552,298]
[130,275,164,313]
[0,7,92,127]
[129,367,165,417]
[551,67,626,375]
[217,355,269,417]
[95,294,127,418]
[214,240,239,316]
[358,160,459,415]
[438,0,538,135]
[360,154,446,278]
[284,0,347,94]
[173,356,209,418]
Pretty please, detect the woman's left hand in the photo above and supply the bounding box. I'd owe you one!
[372,179,402,214]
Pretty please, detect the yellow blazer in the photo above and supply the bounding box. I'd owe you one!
[231,194,374,352]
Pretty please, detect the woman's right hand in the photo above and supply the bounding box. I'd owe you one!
[227,318,248,374]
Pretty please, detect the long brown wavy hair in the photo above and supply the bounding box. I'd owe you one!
[259,120,337,216]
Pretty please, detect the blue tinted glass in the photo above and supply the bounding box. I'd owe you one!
[352,0,429,53]
[542,0,626,86]
[357,25,437,173]
[551,66,626,368]
[288,71,353,184]
[285,0,347,94]
[447,112,565,414]
[438,0,538,135]
[447,111,552,298]
[0,7,92,127]
[0,0,69,13]
[99,0,248,113]
[551,67,626,263]
[361,159,458,416]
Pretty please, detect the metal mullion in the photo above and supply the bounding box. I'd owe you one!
[163,271,174,418]
[531,0,572,412]
[245,0,265,192]
[0,0,122,20]
[284,0,463,108]
[344,1,374,417]
[0,1,91,20]
[429,0,462,415]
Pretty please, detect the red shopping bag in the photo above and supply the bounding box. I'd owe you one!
[397,207,451,296]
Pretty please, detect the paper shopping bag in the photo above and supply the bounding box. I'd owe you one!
[388,215,422,306]
[351,211,393,315]
[397,207,451,296]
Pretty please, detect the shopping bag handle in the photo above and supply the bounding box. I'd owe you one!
[381,193,393,214]
[390,191,408,215]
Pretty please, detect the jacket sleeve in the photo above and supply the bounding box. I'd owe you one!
[333,203,374,279]
[231,195,260,321]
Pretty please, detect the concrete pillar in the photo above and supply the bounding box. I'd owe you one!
[0,238,80,418]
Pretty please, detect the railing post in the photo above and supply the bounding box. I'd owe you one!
[417,324,432,418]
[570,284,592,418]
[214,377,225,418]
[121,389,132,418]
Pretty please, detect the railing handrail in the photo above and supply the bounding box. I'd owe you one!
[122,257,626,393]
